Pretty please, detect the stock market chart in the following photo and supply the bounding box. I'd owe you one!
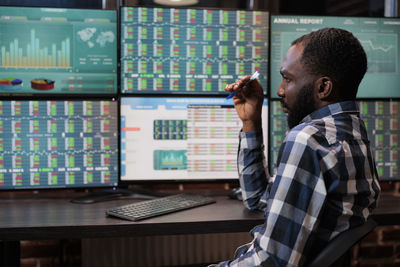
[0,100,118,189]
[120,97,268,181]
[269,100,400,181]
[120,7,269,94]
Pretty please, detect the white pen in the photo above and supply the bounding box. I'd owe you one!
[226,71,260,99]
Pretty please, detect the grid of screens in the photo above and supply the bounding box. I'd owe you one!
[0,7,117,95]
[270,15,400,98]
[120,7,269,94]
[0,100,119,190]
[269,100,400,181]
[120,97,268,181]
[1,5,399,188]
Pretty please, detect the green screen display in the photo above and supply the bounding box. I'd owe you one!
[0,7,117,95]
[270,15,400,98]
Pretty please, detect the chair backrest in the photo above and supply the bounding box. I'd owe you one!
[306,218,377,267]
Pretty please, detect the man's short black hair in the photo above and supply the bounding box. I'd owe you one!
[291,28,367,100]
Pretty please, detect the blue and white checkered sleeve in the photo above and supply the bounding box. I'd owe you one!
[216,126,328,267]
[237,131,271,211]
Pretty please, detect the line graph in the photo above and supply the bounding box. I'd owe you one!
[278,32,398,75]
[270,16,400,98]
[356,33,397,73]
[361,40,393,53]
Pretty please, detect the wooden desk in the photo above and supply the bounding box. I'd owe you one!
[0,192,399,241]
[0,193,263,267]
[370,193,400,226]
[0,194,263,241]
[0,192,399,267]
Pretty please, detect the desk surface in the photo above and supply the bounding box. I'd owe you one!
[0,193,264,241]
[0,192,399,241]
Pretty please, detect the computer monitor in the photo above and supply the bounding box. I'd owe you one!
[269,99,400,181]
[0,99,119,190]
[270,15,400,98]
[359,100,399,181]
[269,100,286,174]
[0,6,117,96]
[120,96,268,181]
[120,7,269,95]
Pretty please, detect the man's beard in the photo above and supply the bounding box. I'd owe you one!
[283,84,316,129]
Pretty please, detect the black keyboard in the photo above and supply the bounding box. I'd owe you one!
[106,194,216,221]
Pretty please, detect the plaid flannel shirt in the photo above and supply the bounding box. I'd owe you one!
[216,101,380,267]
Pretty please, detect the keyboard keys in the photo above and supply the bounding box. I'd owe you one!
[106,194,216,221]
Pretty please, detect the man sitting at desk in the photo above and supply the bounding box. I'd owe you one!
[214,28,381,266]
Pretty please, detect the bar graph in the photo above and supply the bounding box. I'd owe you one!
[0,6,117,94]
[1,29,71,69]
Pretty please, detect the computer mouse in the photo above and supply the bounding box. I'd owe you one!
[228,187,243,201]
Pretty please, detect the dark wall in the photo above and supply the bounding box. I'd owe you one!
[279,0,326,15]
[278,0,385,17]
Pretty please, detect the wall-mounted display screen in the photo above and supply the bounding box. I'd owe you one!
[270,15,400,98]
[120,7,269,95]
[269,100,400,181]
[0,7,117,96]
[0,100,119,190]
[120,97,268,181]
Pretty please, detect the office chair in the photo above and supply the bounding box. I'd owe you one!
[306,218,377,267]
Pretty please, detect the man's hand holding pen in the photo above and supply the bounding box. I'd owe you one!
[224,71,264,132]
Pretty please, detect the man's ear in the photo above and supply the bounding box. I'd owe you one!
[315,77,333,100]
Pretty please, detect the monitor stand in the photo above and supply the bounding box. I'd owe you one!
[70,187,163,204]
